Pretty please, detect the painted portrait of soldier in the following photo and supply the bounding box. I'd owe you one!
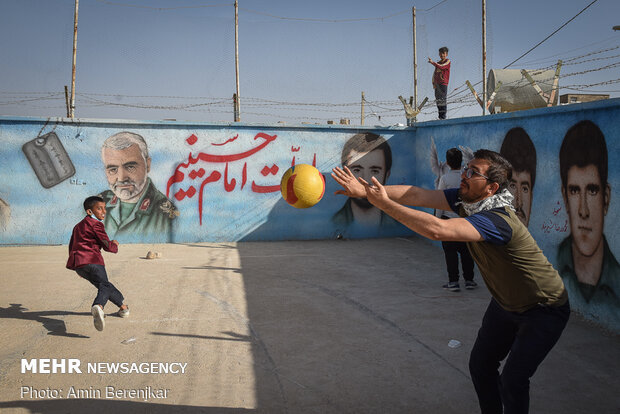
[557,120,620,320]
[99,131,179,238]
[500,127,536,227]
[331,132,399,232]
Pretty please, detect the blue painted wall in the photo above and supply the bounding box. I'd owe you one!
[1,98,619,331]
[0,119,415,245]
[413,99,620,332]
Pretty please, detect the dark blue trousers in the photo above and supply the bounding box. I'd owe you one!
[441,240,475,282]
[435,84,448,119]
[75,264,124,309]
[469,298,570,414]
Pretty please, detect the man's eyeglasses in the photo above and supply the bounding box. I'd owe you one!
[463,166,489,180]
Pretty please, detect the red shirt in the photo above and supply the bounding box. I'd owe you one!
[432,58,451,86]
[66,216,118,270]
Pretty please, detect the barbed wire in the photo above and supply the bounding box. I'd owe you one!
[517,35,618,67]
[2,52,618,122]
[80,94,230,110]
[445,39,618,103]
[445,48,619,106]
[527,46,620,74]
[0,93,64,106]
[3,1,617,124]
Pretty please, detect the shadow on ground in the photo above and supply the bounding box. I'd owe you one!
[0,304,90,338]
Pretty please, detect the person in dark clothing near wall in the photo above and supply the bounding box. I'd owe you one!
[437,148,477,292]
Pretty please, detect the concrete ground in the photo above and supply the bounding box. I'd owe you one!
[0,237,618,414]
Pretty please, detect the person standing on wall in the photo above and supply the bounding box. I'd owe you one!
[428,46,451,120]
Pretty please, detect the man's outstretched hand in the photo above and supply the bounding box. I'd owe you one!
[331,166,366,198]
[357,176,390,209]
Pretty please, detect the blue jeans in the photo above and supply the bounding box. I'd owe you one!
[469,298,570,414]
[75,264,124,309]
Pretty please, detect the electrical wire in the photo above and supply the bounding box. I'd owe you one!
[502,0,599,69]
[517,36,618,66]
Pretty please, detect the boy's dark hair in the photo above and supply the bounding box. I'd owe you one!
[500,127,537,189]
[473,149,512,192]
[341,132,392,173]
[446,148,462,170]
[84,196,104,212]
[439,46,449,54]
[559,120,607,190]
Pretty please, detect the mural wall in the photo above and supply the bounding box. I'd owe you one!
[0,119,414,246]
[1,97,618,331]
[415,98,620,332]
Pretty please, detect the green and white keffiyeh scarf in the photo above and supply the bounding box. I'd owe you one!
[456,188,515,216]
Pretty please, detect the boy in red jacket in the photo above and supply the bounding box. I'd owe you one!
[428,46,451,119]
[67,196,129,331]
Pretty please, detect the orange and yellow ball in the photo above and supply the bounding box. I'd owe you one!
[280,164,325,208]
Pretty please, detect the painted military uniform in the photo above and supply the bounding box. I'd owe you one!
[331,198,403,238]
[557,235,620,329]
[99,178,179,240]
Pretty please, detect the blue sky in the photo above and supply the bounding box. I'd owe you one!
[0,0,618,124]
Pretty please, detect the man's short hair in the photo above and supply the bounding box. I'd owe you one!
[84,195,104,212]
[102,131,149,162]
[341,132,392,172]
[446,148,462,170]
[473,149,512,192]
[439,46,449,54]
[500,127,536,189]
[559,120,607,190]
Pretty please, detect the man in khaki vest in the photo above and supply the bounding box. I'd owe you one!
[333,149,569,414]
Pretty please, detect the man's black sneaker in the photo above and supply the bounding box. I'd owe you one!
[465,281,478,290]
[443,282,461,292]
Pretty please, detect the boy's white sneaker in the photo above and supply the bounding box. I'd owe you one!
[91,305,105,331]
[118,306,130,318]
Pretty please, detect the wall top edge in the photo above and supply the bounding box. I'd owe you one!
[412,97,620,128]
[2,97,617,130]
[0,115,411,132]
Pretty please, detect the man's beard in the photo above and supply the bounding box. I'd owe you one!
[458,185,489,204]
[111,177,147,201]
[458,187,477,203]
[352,197,374,210]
